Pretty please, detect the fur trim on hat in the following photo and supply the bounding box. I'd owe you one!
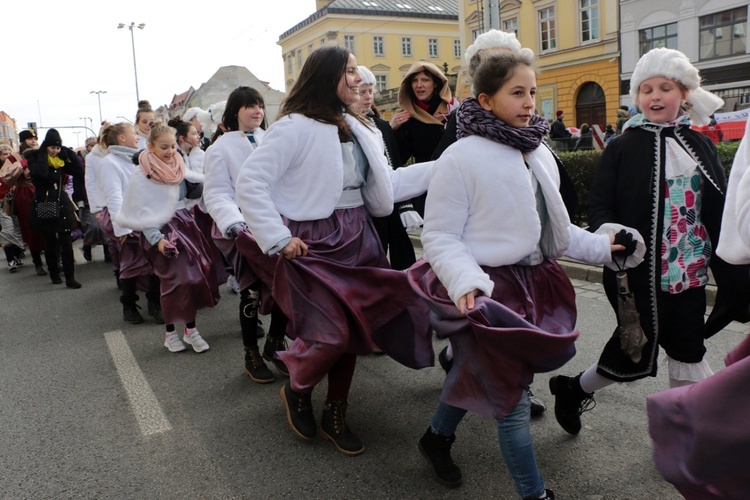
[630,47,723,126]
[357,66,376,86]
[398,61,452,126]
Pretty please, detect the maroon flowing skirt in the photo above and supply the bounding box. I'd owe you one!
[98,209,151,281]
[146,208,221,325]
[98,208,121,271]
[193,205,229,286]
[211,222,259,293]
[14,185,45,253]
[408,258,579,419]
[235,207,434,384]
[647,335,750,497]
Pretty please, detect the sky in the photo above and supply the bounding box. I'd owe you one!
[2,0,317,148]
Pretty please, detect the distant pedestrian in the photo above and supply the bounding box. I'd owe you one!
[134,107,155,150]
[550,109,572,151]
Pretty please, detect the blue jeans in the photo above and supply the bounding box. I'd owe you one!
[431,392,545,498]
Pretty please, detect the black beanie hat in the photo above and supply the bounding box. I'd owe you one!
[42,128,63,148]
[19,129,38,142]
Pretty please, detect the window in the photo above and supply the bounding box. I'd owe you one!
[308,43,314,56]
[699,6,747,60]
[638,23,678,56]
[320,38,326,47]
[375,75,388,93]
[344,35,356,54]
[472,29,481,41]
[373,35,384,56]
[453,39,461,59]
[580,0,599,42]
[287,54,293,73]
[297,51,303,70]
[502,17,518,38]
[402,37,412,57]
[428,38,439,58]
[539,7,557,52]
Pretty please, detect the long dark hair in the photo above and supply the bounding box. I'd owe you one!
[222,87,268,132]
[279,45,367,141]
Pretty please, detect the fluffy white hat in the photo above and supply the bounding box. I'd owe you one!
[182,107,204,122]
[629,47,723,126]
[357,66,376,86]
[464,29,522,66]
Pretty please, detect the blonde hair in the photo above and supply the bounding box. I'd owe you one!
[148,122,176,146]
[101,122,135,147]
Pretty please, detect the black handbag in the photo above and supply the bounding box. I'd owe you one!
[33,182,62,221]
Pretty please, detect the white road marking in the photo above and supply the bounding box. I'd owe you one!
[104,330,172,436]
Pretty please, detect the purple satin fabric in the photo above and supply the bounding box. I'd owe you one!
[235,207,433,391]
[97,208,120,271]
[408,258,579,419]
[146,208,221,325]
[211,222,259,293]
[647,335,750,498]
[193,205,230,286]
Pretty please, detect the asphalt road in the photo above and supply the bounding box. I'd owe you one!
[1,245,746,499]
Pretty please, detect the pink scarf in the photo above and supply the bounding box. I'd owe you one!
[138,150,185,185]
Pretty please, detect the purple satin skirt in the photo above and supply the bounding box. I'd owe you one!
[147,208,221,325]
[98,208,121,271]
[235,206,433,391]
[193,205,229,286]
[211,222,259,293]
[408,258,579,419]
[647,335,750,497]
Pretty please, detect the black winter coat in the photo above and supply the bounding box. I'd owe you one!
[28,147,84,232]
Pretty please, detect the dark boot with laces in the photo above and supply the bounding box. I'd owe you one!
[320,401,364,456]
[121,296,144,324]
[244,347,274,384]
[263,336,289,376]
[419,427,462,488]
[280,383,316,440]
[549,373,596,435]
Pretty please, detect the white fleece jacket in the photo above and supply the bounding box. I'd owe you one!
[203,129,264,236]
[422,135,612,306]
[84,146,107,213]
[98,151,138,237]
[235,114,433,254]
[717,117,750,264]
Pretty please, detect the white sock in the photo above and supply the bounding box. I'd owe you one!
[579,364,615,394]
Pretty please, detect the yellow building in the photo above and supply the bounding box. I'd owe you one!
[279,0,462,117]
[459,0,621,131]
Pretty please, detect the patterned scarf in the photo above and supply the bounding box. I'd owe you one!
[138,149,185,185]
[456,97,550,153]
[622,113,691,133]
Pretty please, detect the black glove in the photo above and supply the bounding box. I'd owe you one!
[613,229,637,258]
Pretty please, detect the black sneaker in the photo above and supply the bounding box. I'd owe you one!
[50,273,62,284]
[438,345,453,373]
[244,347,274,384]
[122,301,144,324]
[256,319,266,338]
[263,337,289,377]
[320,401,365,456]
[529,389,547,416]
[7,260,19,273]
[524,489,555,500]
[82,245,92,262]
[418,427,462,488]
[549,375,595,435]
[35,264,48,276]
[280,383,316,440]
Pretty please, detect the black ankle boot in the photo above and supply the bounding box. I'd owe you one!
[523,489,555,500]
[82,245,92,262]
[35,263,48,276]
[320,401,364,456]
[438,346,453,373]
[121,296,144,324]
[65,273,82,289]
[244,347,274,384]
[549,374,595,435]
[419,427,462,488]
[50,272,62,284]
[263,336,289,376]
[280,383,316,440]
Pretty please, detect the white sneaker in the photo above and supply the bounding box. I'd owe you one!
[164,331,187,352]
[226,275,241,294]
[183,328,209,353]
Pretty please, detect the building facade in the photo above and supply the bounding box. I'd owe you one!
[460,0,621,130]
[279,0,461,117]
[620,0,749,113]
[0,112,19,150]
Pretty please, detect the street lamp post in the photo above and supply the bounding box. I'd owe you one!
[118,22,146,105]
[90,91,106,124]
[79,116,93,135]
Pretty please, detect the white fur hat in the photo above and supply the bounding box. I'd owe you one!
[630,47,723,126]
[464,29,533,66]
[357,66,376,86]
[182,107,204,122]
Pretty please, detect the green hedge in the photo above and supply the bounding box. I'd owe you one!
[558,141,740,226]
